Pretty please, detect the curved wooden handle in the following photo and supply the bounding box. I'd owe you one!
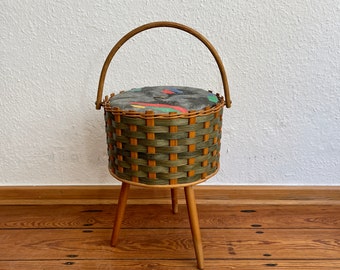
[96,21,231,109]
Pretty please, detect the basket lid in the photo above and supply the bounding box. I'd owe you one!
[108,86,220,114]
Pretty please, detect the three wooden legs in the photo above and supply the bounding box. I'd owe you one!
[110,183,204,270]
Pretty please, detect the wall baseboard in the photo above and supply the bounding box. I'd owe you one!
[0,185,339,205]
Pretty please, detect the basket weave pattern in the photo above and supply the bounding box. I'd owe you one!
[104,97,224,186]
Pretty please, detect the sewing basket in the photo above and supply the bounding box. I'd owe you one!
[95,21,231,270]
[96,21,231,188]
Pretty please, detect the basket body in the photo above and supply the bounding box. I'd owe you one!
[104,95,224,187]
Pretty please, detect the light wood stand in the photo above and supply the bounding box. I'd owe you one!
[111,182,204,270]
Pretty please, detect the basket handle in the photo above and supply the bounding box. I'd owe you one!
[96,21,231,110]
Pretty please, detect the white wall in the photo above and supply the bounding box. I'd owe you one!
[1,0,339,186]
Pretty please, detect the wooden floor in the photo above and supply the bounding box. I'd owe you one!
[1,197,340,269]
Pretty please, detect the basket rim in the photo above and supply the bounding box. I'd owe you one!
[102,94,225,119]
[108,165,219,188]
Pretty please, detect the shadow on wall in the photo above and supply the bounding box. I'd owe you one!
[81,106,113,183]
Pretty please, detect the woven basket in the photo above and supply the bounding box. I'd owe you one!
[96,21,231,188]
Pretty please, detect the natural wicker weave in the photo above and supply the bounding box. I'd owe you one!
[96,21,231,188]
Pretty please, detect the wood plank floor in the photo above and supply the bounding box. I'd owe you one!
[0,203,339,269]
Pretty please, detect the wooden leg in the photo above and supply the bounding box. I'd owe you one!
[171,188,179,214]
[111,182,130,247]
[184,185,204,270]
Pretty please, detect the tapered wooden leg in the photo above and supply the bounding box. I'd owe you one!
[184,185,204,270]
[171,188,179,214]
[111,182,130,247]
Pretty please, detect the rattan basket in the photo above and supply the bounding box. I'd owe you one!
[96,21,231,188]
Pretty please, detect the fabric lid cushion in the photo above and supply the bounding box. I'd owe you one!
[109,86,219,114]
